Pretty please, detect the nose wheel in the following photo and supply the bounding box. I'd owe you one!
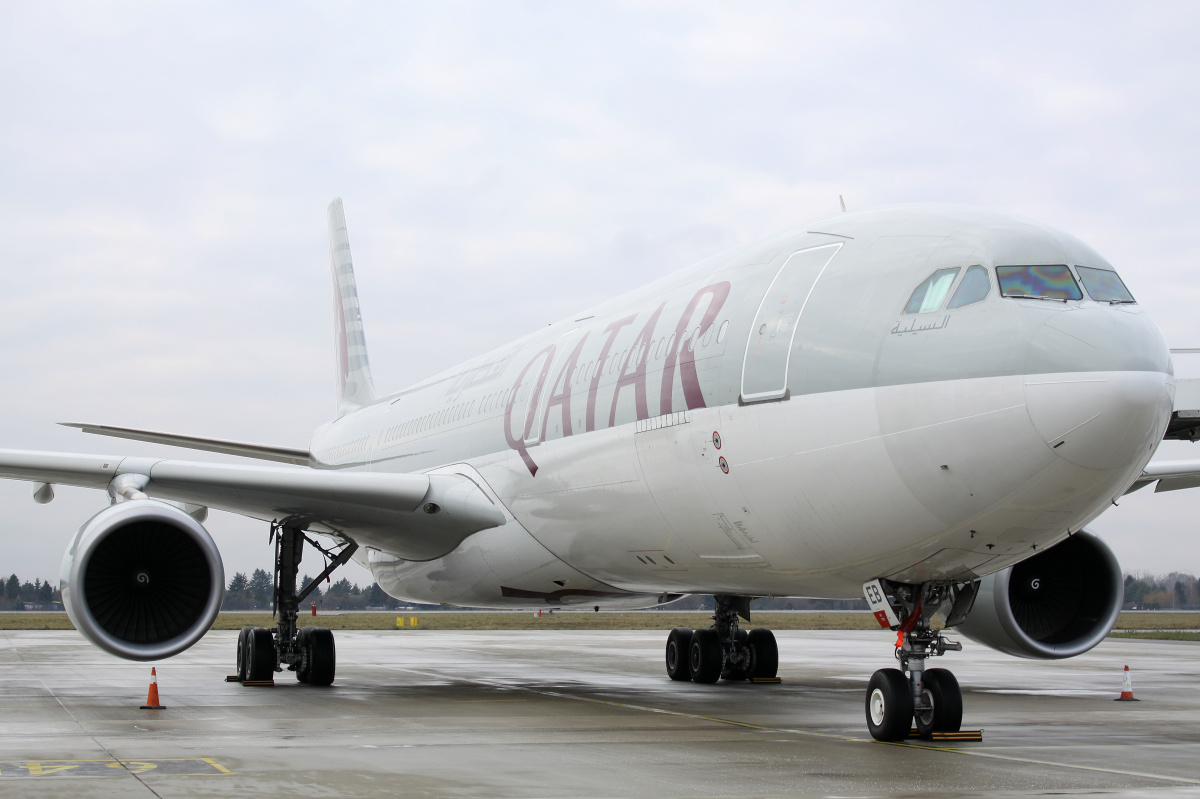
[862,580,973,741]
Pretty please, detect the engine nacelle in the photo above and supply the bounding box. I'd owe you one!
[60,500,225,661]
[954,530,1123,659]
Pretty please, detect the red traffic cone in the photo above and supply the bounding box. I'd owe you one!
[1115,664,1139,702]
[141,667,166,709]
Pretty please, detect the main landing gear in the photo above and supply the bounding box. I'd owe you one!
[664,595,778,683]
[236,522,358,687]
[864,580,976,741]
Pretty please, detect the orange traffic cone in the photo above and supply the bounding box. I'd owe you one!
[1115,664,1139,701]
[141,667,165,709]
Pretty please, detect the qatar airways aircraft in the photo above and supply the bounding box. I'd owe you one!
[2,199,1196,742]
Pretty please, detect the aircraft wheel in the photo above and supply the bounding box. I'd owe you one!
[665,627,694,681]
[865,668,913,742]
[306,628,336,686]
[747,628,778,679]
[915,668,962,738]
[295,628,312,683]
[689,627,722,684]
[246,627,275,682]
[236,627,252,681]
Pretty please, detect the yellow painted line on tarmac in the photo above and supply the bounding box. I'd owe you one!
[0,758,232,778]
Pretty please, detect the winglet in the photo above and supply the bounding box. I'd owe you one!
[328,198,379,416]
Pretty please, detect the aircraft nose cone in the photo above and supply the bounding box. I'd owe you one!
[1024,371,1172,470]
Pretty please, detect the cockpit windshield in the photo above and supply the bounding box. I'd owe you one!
[996,265,1082,301]
[1076,266,1136,303]
[903,267,960,314]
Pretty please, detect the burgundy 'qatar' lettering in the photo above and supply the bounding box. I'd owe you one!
[586,315,635,432]
[609,302,665,427]
[541,333,590,441]
[660,282,731,414]
[504,345,556,476]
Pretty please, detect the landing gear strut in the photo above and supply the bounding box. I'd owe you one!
[236,522,358,686]
[864,580,974,741]
[663,595,778,684]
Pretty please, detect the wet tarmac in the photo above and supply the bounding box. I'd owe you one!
[0,628,1197,798]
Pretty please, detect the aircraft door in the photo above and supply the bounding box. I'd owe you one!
[740,243,842,403]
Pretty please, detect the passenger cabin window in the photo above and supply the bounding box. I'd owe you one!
[1076,265,1136,303]
[947,265,991,309]
[903,267,960,314]
[996,265,1082,301]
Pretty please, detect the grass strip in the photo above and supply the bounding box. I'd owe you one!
[2,610,1197,636]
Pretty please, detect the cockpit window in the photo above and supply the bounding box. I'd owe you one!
[996,265,1082,301]
[903,267,960,314]
[947,265,991,309]
[1076,265,1135,303]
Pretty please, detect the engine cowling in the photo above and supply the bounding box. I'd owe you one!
[60,500,225,661]
[954,530,1123,659]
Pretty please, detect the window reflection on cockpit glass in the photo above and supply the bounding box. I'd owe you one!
[903,267,960,314]
[1076,266,1136,303]
[996,265,1083,301]
[947,265,990,309]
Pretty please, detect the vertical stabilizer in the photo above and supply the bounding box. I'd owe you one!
[328,198,378,415]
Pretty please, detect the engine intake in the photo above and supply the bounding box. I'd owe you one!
[954,530,1123,659]
[60,500,224,661]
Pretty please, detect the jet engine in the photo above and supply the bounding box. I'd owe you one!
[59,500,225,661]
[954,530,1123,659]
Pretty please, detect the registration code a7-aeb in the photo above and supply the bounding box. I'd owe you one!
[862,579,899,629]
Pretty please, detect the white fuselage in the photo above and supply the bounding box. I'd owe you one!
[312,206,1174,608]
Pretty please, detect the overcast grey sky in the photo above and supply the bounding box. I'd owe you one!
[1,2,1198,587]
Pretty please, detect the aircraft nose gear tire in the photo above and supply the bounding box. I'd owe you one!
[665,627,694,681]
[689,628,723,683]
[866,668,914,742]
[747,628,778,679]
[914,667,962,738]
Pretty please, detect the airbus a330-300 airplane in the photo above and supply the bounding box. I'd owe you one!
[3,200,1198,741]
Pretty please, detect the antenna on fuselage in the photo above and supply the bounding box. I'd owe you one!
[839,195,847,213]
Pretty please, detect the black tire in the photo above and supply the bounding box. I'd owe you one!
[246,627,276,682]
[236,627,252,682]
[721,629,750,681]
[689,627,722,684]
[865,668,914,742]
[295,628,312,683]
[665,627,694,681]
[915,668,962,738]
[307,628,336,686]
[747,628,778,679]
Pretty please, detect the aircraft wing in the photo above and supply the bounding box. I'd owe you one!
[1133,459,1200,493]
[0,449,505,561]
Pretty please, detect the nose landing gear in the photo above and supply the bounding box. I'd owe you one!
[862,580,975,741]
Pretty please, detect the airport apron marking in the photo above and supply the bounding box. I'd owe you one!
[361,660,1200,787]
[0,758,232,778]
